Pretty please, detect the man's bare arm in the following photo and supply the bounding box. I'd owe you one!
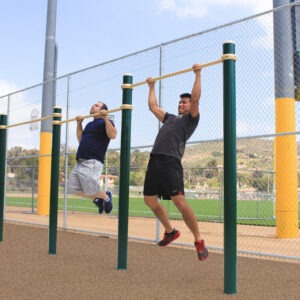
[147,78,166,122]
[190,64,202,118]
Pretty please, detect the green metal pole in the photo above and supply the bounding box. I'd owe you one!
[117,74,133,270]
[223,41,237,294]
[0,114,7,241]
[48,106,62,254]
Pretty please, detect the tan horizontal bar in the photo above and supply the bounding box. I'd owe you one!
[58,105,133,125]
[4,115,53,129]
[129,57,226,89]
[1,104,134,128]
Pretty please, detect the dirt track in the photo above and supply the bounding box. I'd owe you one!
[4,206,300,260]
[1,222,300,299]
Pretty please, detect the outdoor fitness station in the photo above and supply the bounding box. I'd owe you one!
[2,1,300,298]
[0,41,237,294]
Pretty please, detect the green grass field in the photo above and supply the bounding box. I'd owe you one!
[6,196,300,226]
[6,196,300,227]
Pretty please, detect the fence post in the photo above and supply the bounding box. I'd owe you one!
[0,114,7,241]
[223,41,237,294]
[117,74,133,270]
[48,106,62,254]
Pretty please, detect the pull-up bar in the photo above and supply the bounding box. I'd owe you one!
[48,103,133,255]
[117,41,237,296]
[57,104,133,125]
[0,115,54,130]
[121,54,236,89]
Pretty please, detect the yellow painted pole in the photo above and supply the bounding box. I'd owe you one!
[38,0,57,216]
[37,132,52,215]
[275,98,298,238]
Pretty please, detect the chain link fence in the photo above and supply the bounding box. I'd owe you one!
[1,3,300,260]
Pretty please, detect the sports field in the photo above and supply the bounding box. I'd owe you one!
[4,194,300,260]
[6,195,300,227]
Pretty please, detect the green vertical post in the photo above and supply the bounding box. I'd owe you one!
[117,74,133,270]
[0,114,7,241]
[48,106,62,254]
[223,41,237,294]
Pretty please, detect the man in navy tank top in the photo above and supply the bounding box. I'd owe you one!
[67,101,117,214]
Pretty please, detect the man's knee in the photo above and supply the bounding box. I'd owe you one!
[144,196,157,208]
[172,195,188,211]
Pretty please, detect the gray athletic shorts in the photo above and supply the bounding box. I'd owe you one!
[67,159,103,196]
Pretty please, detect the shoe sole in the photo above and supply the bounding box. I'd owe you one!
[197,249,209,261]
[104,204,112,214]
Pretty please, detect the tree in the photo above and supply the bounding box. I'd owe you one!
[129,170,145,186]
[253,170,263,178]
[130,150,149,170]
[7,146,39,180]
[204,159,218,179]
[105,150,120,176]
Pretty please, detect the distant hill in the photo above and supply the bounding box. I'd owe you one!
[183,138,300,171]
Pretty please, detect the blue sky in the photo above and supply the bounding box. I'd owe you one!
[0,0,273,95]
[1,0,282,150]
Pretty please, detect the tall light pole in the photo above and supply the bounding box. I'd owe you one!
[37,0,57,215]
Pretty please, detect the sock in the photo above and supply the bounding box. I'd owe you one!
[195,240,203,245]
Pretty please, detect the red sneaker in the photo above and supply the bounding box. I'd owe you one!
[158,229,180,246]
[194,240,208,261]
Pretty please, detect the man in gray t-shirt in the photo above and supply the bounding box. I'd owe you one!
[143,64,208,261]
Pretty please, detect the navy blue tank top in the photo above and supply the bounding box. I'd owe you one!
[76,118,114,163]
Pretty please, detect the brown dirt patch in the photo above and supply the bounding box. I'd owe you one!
[1,222,300,299]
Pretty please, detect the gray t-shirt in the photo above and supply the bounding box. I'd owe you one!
[151,112,200,161]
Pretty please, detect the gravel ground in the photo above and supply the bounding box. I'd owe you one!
[1,222,300,300]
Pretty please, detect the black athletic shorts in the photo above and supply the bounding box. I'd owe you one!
[143,154,184,200]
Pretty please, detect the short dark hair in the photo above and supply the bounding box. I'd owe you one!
[98,101,108,110]
[180,93,191,99]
